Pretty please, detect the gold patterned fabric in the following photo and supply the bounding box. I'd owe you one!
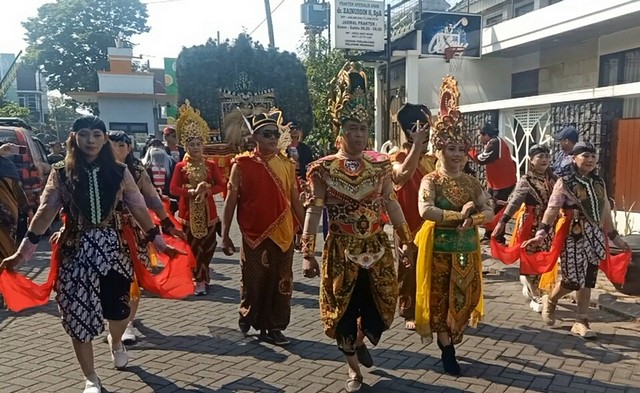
[184,155,209,239]
[176,100,210,145]
[327,62,373,138]
[308,151,398,340]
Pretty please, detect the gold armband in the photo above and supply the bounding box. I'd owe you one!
[470,213,485,226]
[442,210,465,222]
[301,234,317,258]
[394,223,413,244]
[313,197,325,208]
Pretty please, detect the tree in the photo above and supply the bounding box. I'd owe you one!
[0,102,31,118]
[48,94,78,141]
[176,34,313,133]
[22,0,150,95]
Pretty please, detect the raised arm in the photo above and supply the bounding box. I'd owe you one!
[391,128,429,187]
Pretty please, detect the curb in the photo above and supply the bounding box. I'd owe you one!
[482,255,640,323]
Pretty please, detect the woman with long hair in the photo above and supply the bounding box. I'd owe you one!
[0,116,182,393]
[170,101,225,296]
[522,142,630,338]
[414,77,494,375]
[491,144,557,312]
[108,130,186,344]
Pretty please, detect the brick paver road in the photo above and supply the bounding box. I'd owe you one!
[1,208,639,393]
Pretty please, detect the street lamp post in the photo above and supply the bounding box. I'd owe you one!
[264,0,276,48]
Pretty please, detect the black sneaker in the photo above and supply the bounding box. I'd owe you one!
[238,318,250,335]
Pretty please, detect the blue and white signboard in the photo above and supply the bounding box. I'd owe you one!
[420,11,482,58]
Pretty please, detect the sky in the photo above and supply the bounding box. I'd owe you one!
[0,0,456,69]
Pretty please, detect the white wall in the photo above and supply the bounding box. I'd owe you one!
[539,38,599,94]
[512,52,540,74]
[599,26,640,56]
[98,73,154,94]
[416,56,512,108]
[98,97,155,133]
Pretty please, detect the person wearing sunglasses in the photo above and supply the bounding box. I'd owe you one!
[390,103,436,331]
[221,109,306,347]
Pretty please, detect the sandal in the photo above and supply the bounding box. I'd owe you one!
[345,374,363,392]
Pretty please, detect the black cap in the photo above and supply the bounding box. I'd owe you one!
[553,126,579,143]
[528,144,550,157]
[571,141,596,155]
[480,122,498,137]
[397,103,431,133]
[107,130,132,145]
[289,121,300,130]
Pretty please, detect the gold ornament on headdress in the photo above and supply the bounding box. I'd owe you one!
[431,76,471,150]
[176,99,210,146]
[328,61,373,137]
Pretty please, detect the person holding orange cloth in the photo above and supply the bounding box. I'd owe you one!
[221,109,305,346]
[522,142,630,339]
[390,103,436,331]
[490,144,557,313]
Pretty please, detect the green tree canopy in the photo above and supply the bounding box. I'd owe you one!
[22,0,150,94]
[176,34,313,133]
[48,95,78,140]
[0,102,31,118]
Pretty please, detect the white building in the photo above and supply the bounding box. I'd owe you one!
[370,0,640,233]
[69,47,177,150]
[0,53,50,127]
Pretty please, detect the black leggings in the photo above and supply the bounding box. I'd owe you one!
[335,269,385,355]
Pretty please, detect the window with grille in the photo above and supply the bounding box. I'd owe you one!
[599,47,640,87]
[515,2,535,17]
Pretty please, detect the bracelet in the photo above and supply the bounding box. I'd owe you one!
[443,210,464,222]
[394,223,413,244]
[499,215,511,224]
[470,213,486,226]
[300,234,316,258]
[145,226,161,243]
[160,217,175,231]
[608,230,620,241]
[539,223,552,234]
[26,231,41,244]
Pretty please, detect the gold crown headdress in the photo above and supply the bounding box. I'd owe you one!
[176,99,210,146]
[431,76,470,150]
[328,62,373,137]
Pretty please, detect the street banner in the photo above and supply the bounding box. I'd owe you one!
[333,0,385,51]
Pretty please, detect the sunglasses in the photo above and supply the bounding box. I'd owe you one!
[258,130,281,139]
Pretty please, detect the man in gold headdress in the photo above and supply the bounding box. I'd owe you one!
[390,103,436,331]
[221,109,305,346]
[301,62,412,393]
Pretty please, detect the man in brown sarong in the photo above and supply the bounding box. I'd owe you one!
[221,109,305,346]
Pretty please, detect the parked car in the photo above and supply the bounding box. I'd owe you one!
[0,117,52,211]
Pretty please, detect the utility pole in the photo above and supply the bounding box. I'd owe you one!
[264,0,276,48]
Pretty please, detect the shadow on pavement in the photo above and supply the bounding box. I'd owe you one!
[462,356,632,392]
[131,321,289,363]
[471,323,640,364]
[128,365,284,392]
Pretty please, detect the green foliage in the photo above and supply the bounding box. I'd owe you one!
[48,95,78,140]
[176,34,313,132]
[299,35,376,156]
[22,0,150,94]
[0,101,31,118]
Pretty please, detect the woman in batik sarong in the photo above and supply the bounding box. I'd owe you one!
[491,144,557,313]
[170,101,225,295]
[0,116,182,393]
[301,62,413,392]
[414,76,494,376]
[522,142,629,339]
[108,130,186,343]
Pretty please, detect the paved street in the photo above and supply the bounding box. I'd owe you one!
[1,210,640,393]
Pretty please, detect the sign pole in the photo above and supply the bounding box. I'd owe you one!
[384,3,391,143]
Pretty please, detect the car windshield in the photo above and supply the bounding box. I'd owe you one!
[0,129,18,143]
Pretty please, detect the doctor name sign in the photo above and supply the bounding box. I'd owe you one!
[333,0,385,51]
